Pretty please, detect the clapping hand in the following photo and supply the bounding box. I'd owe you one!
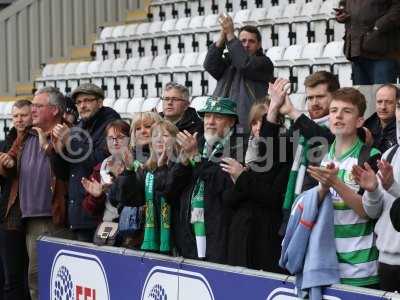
[352,162,378,192]
[81,177,103,198]
[0,152,14,169]
[220,157,245,183]
[177,131,199,163]
[32,127,49,150]
[308,162,339,192]
[377,159,394,191]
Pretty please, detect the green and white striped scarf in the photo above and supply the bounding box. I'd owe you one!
[283,115,329,212]
[141,172,171,253]
[190,130,232,258]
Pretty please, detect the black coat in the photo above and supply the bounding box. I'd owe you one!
[67,106,120,229]
[364,113,397,154]
[109,163,188,251]
[167,134,246,264]
[224,119,290,272]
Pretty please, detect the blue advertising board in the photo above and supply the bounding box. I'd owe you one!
[39,237,399,300]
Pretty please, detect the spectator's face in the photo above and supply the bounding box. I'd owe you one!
[151,126,174,157]
[251,119,262,138]
[376,86,396,125]
[239,30,261,55]
[75,94,103,120]
[204,113,235,145]
[106,127,129,155]
[31,93,58,129]
[162,88,189,121]
[134,118,153,146]
[306,83,332,120]
[12,105,32,133]
[329,99,363,137]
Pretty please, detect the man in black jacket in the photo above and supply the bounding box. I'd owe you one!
[364,84,398,153]
[160,82,203,135]
[204,16,274,132]
[170,97,245,264]
[53,83,120,242]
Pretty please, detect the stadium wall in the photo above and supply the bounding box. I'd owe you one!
[0,0,144,97]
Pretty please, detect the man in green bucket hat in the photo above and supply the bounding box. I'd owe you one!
[167,96,245,264]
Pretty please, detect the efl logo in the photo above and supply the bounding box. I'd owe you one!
[141,266,214,300]
[50,250,110,300]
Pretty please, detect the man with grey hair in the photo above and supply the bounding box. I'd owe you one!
[0,87,71,300]
[160,82,203,135]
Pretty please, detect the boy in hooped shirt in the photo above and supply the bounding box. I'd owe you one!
[307,87,381,288]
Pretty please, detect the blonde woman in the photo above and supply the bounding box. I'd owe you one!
[110,120,183,254]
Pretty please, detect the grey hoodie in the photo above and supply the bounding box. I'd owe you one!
[362,123,400,265]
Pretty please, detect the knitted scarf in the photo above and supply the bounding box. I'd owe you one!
[283,115,329,212]
[141,172,171,253]
[190,130,232,258]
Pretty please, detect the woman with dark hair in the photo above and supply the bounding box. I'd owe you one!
[81,119,131,224]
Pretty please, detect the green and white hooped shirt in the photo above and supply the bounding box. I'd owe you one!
[320,138,380,287]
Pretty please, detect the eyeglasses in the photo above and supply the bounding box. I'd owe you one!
[160,97,187,102]
[31,103,54,110]
[75,97,98,106]
[106,136,129,143]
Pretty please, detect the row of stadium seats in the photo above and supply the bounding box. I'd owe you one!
[147,0,339,22]
[93,0,343,60]
[35,41,350,98]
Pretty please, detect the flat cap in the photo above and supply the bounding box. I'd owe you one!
[71,83,104,101]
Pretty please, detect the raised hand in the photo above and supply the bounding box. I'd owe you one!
[32,127,49,150]
[177,131,199,160]
[81,177,103,198]
[122,148,134,170]
[378,159,394,191]
[219,14,235,40]
[52,123,70,152]
[352,162,378,192]
[220,157,245,183]
[157,147,168,167]
[268,78,291,110]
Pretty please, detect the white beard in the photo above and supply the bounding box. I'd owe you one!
[204,132,221,146]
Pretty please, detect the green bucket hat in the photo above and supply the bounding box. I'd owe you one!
[198,97,238,119]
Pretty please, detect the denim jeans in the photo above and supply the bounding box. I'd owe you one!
[352,56,399,85]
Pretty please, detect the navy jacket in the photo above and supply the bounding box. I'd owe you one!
[66,106,120,229]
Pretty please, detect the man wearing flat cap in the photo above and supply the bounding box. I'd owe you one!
[53,83,120,241]
[164,97,245,264]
